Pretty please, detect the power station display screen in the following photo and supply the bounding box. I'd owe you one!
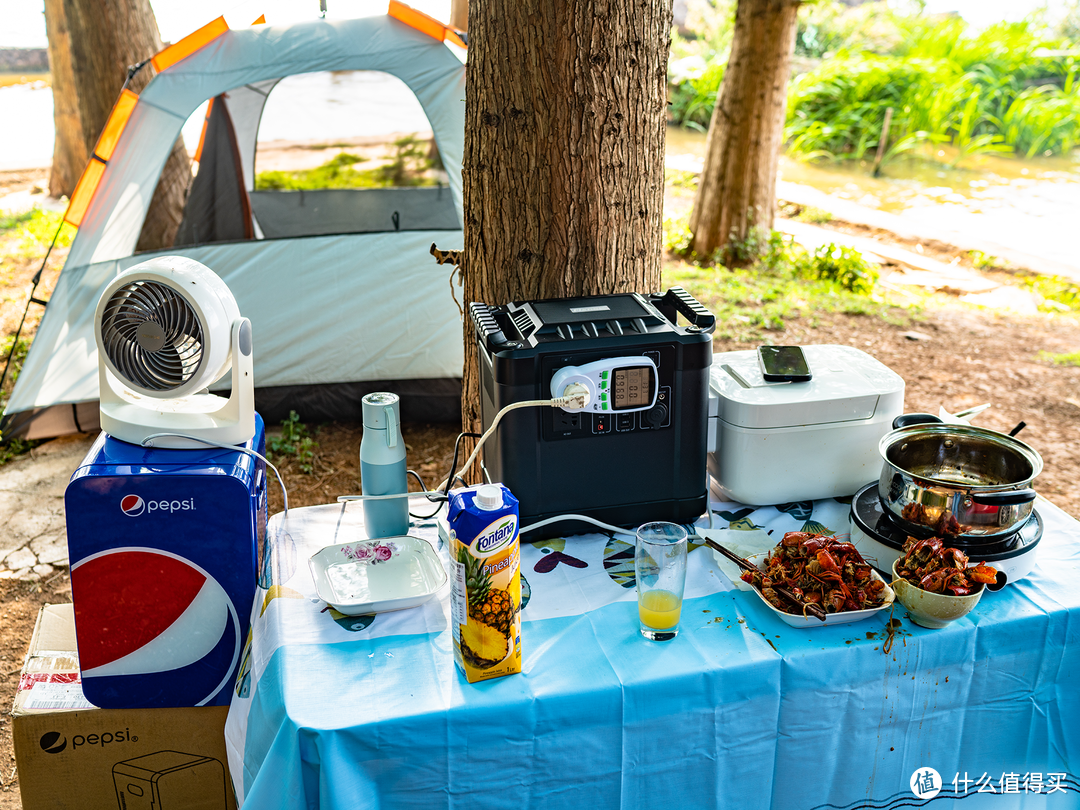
[612,366,653,410]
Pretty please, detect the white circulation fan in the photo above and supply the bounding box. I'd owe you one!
[95,256,255,448]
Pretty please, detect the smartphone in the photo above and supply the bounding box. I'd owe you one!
[757,345,812,383]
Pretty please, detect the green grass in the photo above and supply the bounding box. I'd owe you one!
[664,169,699,190]
[793,205,833,224]
[1038,351,1080,366]
[0,208,75,260]
[255,137,439,191]
[1020,273,1080,312]
[661,223,903,341]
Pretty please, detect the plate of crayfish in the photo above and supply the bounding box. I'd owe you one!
[733,532,895,628]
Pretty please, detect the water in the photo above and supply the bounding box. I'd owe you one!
[667,126,1080,272]
[0,70,433,172]
[0,80,54,170]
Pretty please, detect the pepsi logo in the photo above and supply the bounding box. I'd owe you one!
[119,495,196,516]
[39,731,67,754]
[70,548,240,708]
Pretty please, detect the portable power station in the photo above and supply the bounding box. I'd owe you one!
[470,287,715,537]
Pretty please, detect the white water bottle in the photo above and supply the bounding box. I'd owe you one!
[359,392,408,538]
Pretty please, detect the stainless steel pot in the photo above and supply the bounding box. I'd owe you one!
[877,414,1043,539]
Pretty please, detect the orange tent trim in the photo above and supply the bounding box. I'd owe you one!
[63,88,140,227]
[151,16,230,73]
[388,1,466,49]
[193,97,216,163]
[64,159,106,227]
[94,89,139,161]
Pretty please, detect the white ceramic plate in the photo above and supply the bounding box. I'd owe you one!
[732,553,895,628]
[308,535,447,616]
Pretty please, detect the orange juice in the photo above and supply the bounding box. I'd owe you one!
[638,589,681,629]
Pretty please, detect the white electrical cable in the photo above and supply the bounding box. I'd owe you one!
[141,432,288,515]
[337,491,445,503]
[519,514,637,537]
[436,393,587,492]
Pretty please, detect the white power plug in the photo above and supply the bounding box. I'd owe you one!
[557,382,591,410]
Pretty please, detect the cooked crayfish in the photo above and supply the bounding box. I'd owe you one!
[894,535,998,596]
[741,532,886,615]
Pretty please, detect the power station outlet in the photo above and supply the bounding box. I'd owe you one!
[552,410,582,433]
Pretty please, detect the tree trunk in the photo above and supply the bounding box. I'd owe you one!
[689,0,799,262]
[449,0,468,32]
[51,0,191,249]
[460,0,672,451]
[44,0,87,198]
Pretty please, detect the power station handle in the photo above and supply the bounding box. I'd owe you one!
[659,287,716,334]
[469,302,511,353]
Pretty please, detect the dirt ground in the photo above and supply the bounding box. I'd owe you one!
[2,169,1080,808]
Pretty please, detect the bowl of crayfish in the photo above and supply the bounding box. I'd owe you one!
[736,532,895,628]
[890,536,998,629]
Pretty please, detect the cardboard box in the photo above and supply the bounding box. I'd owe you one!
[12,604,237,810]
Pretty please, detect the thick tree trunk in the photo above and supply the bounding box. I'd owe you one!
[44,0,86,198]
[449,0,468,32]
[460,0,673,449]
[689,0,799,261]
[50,0,191,249]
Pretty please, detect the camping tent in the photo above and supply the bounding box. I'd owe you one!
[2,10,466,440]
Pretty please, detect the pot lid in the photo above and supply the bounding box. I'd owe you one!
[710,345,905,429]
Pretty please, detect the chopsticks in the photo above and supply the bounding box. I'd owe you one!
[703,538,828,622]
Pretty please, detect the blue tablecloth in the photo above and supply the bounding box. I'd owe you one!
[225,495,1080,809]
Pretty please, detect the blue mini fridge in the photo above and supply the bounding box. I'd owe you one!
[64,415,267,709]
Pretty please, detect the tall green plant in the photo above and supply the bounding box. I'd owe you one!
[784,15,1080,165]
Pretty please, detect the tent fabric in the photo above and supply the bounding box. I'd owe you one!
[4,14,467,439]
[175,95,254,246]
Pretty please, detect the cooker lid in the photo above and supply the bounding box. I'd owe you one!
[710,345,905,429]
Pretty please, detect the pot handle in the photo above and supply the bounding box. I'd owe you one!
[971,489,1037,507]
[892,413,944,430]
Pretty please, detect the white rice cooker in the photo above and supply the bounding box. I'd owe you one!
[708,345,905,505]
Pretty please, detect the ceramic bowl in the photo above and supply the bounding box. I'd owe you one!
[309,535,447,615]
[890,560,983,628]
[731,553,895,628]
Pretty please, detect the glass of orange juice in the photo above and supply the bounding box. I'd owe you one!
[635,522,688,641]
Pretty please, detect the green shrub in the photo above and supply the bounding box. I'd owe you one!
[267,411,318,474]
[798,244,879,294]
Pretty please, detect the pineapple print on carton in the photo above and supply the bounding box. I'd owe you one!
[457,544,519,669]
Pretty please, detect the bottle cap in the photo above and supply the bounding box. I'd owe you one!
[361,392,400,430]
[474,484,503,511]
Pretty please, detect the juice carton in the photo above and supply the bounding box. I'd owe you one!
[447,484,522,683]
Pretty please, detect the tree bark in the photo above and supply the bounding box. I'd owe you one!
[689,0,799,262]
[44,0,86,198]
[459,0,673,450]
[49,0,191,249]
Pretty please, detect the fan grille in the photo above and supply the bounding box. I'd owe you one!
[101,280,204,391]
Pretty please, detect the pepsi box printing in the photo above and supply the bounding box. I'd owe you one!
[64,415,267,709]
[470,288,714,536]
